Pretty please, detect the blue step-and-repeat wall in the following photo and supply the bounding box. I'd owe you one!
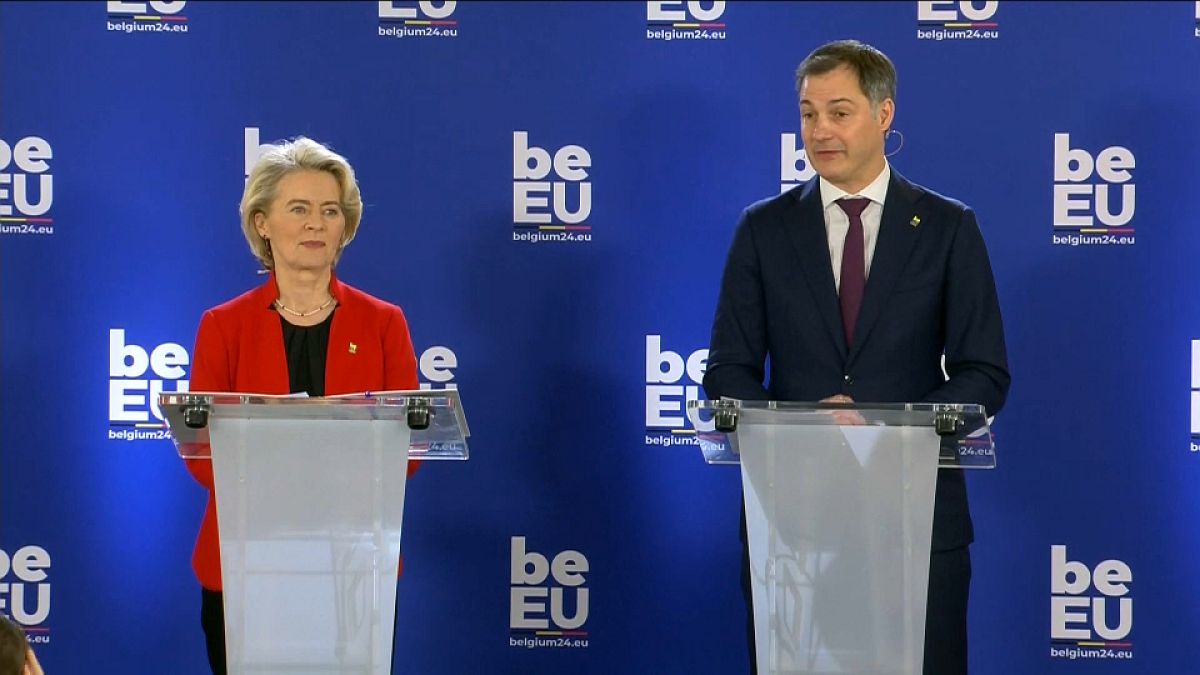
[3,1,1200,673]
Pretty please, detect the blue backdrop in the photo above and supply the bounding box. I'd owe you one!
[2,1,1199,672]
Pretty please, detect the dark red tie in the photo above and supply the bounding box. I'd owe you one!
[837,197,870,347]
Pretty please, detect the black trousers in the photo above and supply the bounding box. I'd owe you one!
[741,542,972,675]
[201,588,402,675]
[200,589,226,675]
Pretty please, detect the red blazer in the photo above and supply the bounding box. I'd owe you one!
[184,273,420,591]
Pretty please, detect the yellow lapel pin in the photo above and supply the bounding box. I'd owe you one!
[349,342,358,354]
[910,215,921,228]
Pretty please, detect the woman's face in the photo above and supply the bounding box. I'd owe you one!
[254,169,346,275]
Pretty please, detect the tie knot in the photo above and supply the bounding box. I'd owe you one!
[837,197,870,219]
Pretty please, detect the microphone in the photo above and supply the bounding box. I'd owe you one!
[885,128,905,157]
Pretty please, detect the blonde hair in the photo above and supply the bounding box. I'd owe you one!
[240,136,363,269]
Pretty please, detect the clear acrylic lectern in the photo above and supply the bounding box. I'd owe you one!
[688,400,995,675]
[161,390,469,675]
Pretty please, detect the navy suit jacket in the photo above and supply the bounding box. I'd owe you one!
[703,170,1010,551]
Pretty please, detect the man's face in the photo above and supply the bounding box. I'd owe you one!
[799,65,894,194]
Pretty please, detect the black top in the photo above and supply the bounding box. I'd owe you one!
[280,311,334,397]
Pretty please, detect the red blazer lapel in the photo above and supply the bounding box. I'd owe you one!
[244,274,289,394]
[324,273,383,395]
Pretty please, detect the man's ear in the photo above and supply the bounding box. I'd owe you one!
[878,98,895,133]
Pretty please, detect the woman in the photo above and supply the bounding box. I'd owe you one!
[0,615,43,675]
[184,137,419,674]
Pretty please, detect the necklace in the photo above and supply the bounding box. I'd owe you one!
[274,296,335,318]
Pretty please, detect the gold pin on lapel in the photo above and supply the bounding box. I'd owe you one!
[348,342,358,354]
[910,215,921,228]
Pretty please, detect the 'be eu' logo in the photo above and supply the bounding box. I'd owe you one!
[1053,133,1135,229]
[780,133,816,193]
[109,329,190,423]
[917,1,998,22]
[646,1,726,22]
[512,131,592,226]
[1050,545,1132,641]
[645,335,712,431]
[0,546,51,626]
[107,0,186,16]
[510,537,588,631]
[378,1,456,19]
[0,136,53,217]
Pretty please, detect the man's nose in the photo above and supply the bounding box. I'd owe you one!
[809,116,834,139]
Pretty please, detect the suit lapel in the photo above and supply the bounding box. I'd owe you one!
[248,276,290,394]
[848,172,922,364]
[786,180,848,358]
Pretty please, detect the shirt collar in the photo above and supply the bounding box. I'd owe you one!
[819,161,891,211]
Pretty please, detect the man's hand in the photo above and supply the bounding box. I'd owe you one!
[819,394,866,425]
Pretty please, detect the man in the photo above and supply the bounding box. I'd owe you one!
[703,40,1010,674]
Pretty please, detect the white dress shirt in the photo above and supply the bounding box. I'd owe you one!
[820,162,891,291]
